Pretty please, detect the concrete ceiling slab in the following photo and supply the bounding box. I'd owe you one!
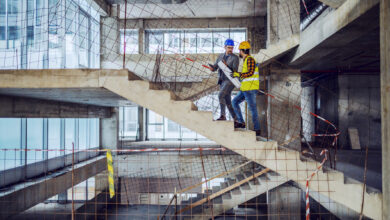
[117,0,267,19]
[287,1,380,71]
[0,88,136,107]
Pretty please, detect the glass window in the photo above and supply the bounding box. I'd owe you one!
[183,31,197,53]
[181,126,196,140]
[197,32,212,53]
[213,31,229,53]
[79,10,89,68]
[0,118,22,170]
[79,119,87,150]
[7,0,20,14]
[65,118,75,154]
[145,28,246,54]
[120,29,138,54]
[0,1,6,14]
[65,1,79,68]
[146,31,163,54]
[89,118,99,148]
[165,119,180,139]
[164,31,181,54]
[91,20,100,68]
[48,0,62,68]
[231,31,246,53]
[36,0,44,26]
[147,110,164,139]
[48,119,61,159]
[146,109,206,141]
[27,118,44,164]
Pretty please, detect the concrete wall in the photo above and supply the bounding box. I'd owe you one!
[268,66,302,151]
[316,74,381,149]
[267,184,302,220]
[267,0,300,46]
[338,74,381,149]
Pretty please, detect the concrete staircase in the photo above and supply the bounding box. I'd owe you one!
[179,166,288,219]
[102,72,382,219]
[0,69,382,219]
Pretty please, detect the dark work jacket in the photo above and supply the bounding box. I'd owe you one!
[211,53,239,85]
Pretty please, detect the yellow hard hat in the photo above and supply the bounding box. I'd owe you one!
[239,41,251,50]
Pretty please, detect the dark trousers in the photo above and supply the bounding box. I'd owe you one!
[218,80,236,119]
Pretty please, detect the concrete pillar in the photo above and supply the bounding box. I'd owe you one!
[137,106,146,141]
[138,19,144,54]
[381,0,390,218]
[101,108,119,153]
[267,185,301,220]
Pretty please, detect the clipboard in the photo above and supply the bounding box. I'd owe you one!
[217,61,241,89]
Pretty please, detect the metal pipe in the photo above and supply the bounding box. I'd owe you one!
[300,3,328,31]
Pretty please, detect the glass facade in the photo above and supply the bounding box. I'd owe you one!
[120,29,139,54]
[0,118,99,171]
[0,0,100,69]
[119,106,138,140]
[147,110,206,140]
[145,28,246,54]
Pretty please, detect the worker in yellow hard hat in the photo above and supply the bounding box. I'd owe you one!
[231,41,261,137]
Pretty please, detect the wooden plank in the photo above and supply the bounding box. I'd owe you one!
[348,128,361,150]
[176,168,270,215]
[177,161,252,194]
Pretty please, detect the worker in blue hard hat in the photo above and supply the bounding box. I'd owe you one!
[209,39,239,121]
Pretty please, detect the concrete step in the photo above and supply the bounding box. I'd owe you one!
[213,195,223,204]
[220,181,229,189]
[222,191,232,200]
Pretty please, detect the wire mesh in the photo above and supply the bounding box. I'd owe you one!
[0,0,382,219]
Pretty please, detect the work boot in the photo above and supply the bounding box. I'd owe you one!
[216,115,226,121]
[255,130,261,137]
[234,121,245,129]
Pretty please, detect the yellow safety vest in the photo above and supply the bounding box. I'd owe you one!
[240,55,260,91]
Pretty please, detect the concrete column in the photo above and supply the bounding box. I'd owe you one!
[101,108,119,153]
[137,106,146,141]
[381,0,390,218]
[267,185,301,220]
[138,19,144,54]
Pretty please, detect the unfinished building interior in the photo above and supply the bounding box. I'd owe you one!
[0,0,389,219]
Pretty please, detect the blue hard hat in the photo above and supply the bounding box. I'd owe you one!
[224,39,235,46]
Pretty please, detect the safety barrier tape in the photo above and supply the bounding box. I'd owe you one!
[106,150,115,198]
[305,149,328,220]
[0,147,226,153]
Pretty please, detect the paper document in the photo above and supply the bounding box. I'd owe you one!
[217,61,241,89]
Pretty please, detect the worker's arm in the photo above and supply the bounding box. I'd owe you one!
[231,55,239,72]
[240,57,255,78]
[210,54,223,72]
[232,57,256,78]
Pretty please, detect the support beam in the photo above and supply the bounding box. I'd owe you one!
[0,95,112,118]
[290,0,379,68]
[381,0,390,218]
[0,156,107,219]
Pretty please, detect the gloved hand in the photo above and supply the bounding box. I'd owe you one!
[231,72,240,78]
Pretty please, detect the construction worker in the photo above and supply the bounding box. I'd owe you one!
[209,39,239,121]
[231,41,261,137]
